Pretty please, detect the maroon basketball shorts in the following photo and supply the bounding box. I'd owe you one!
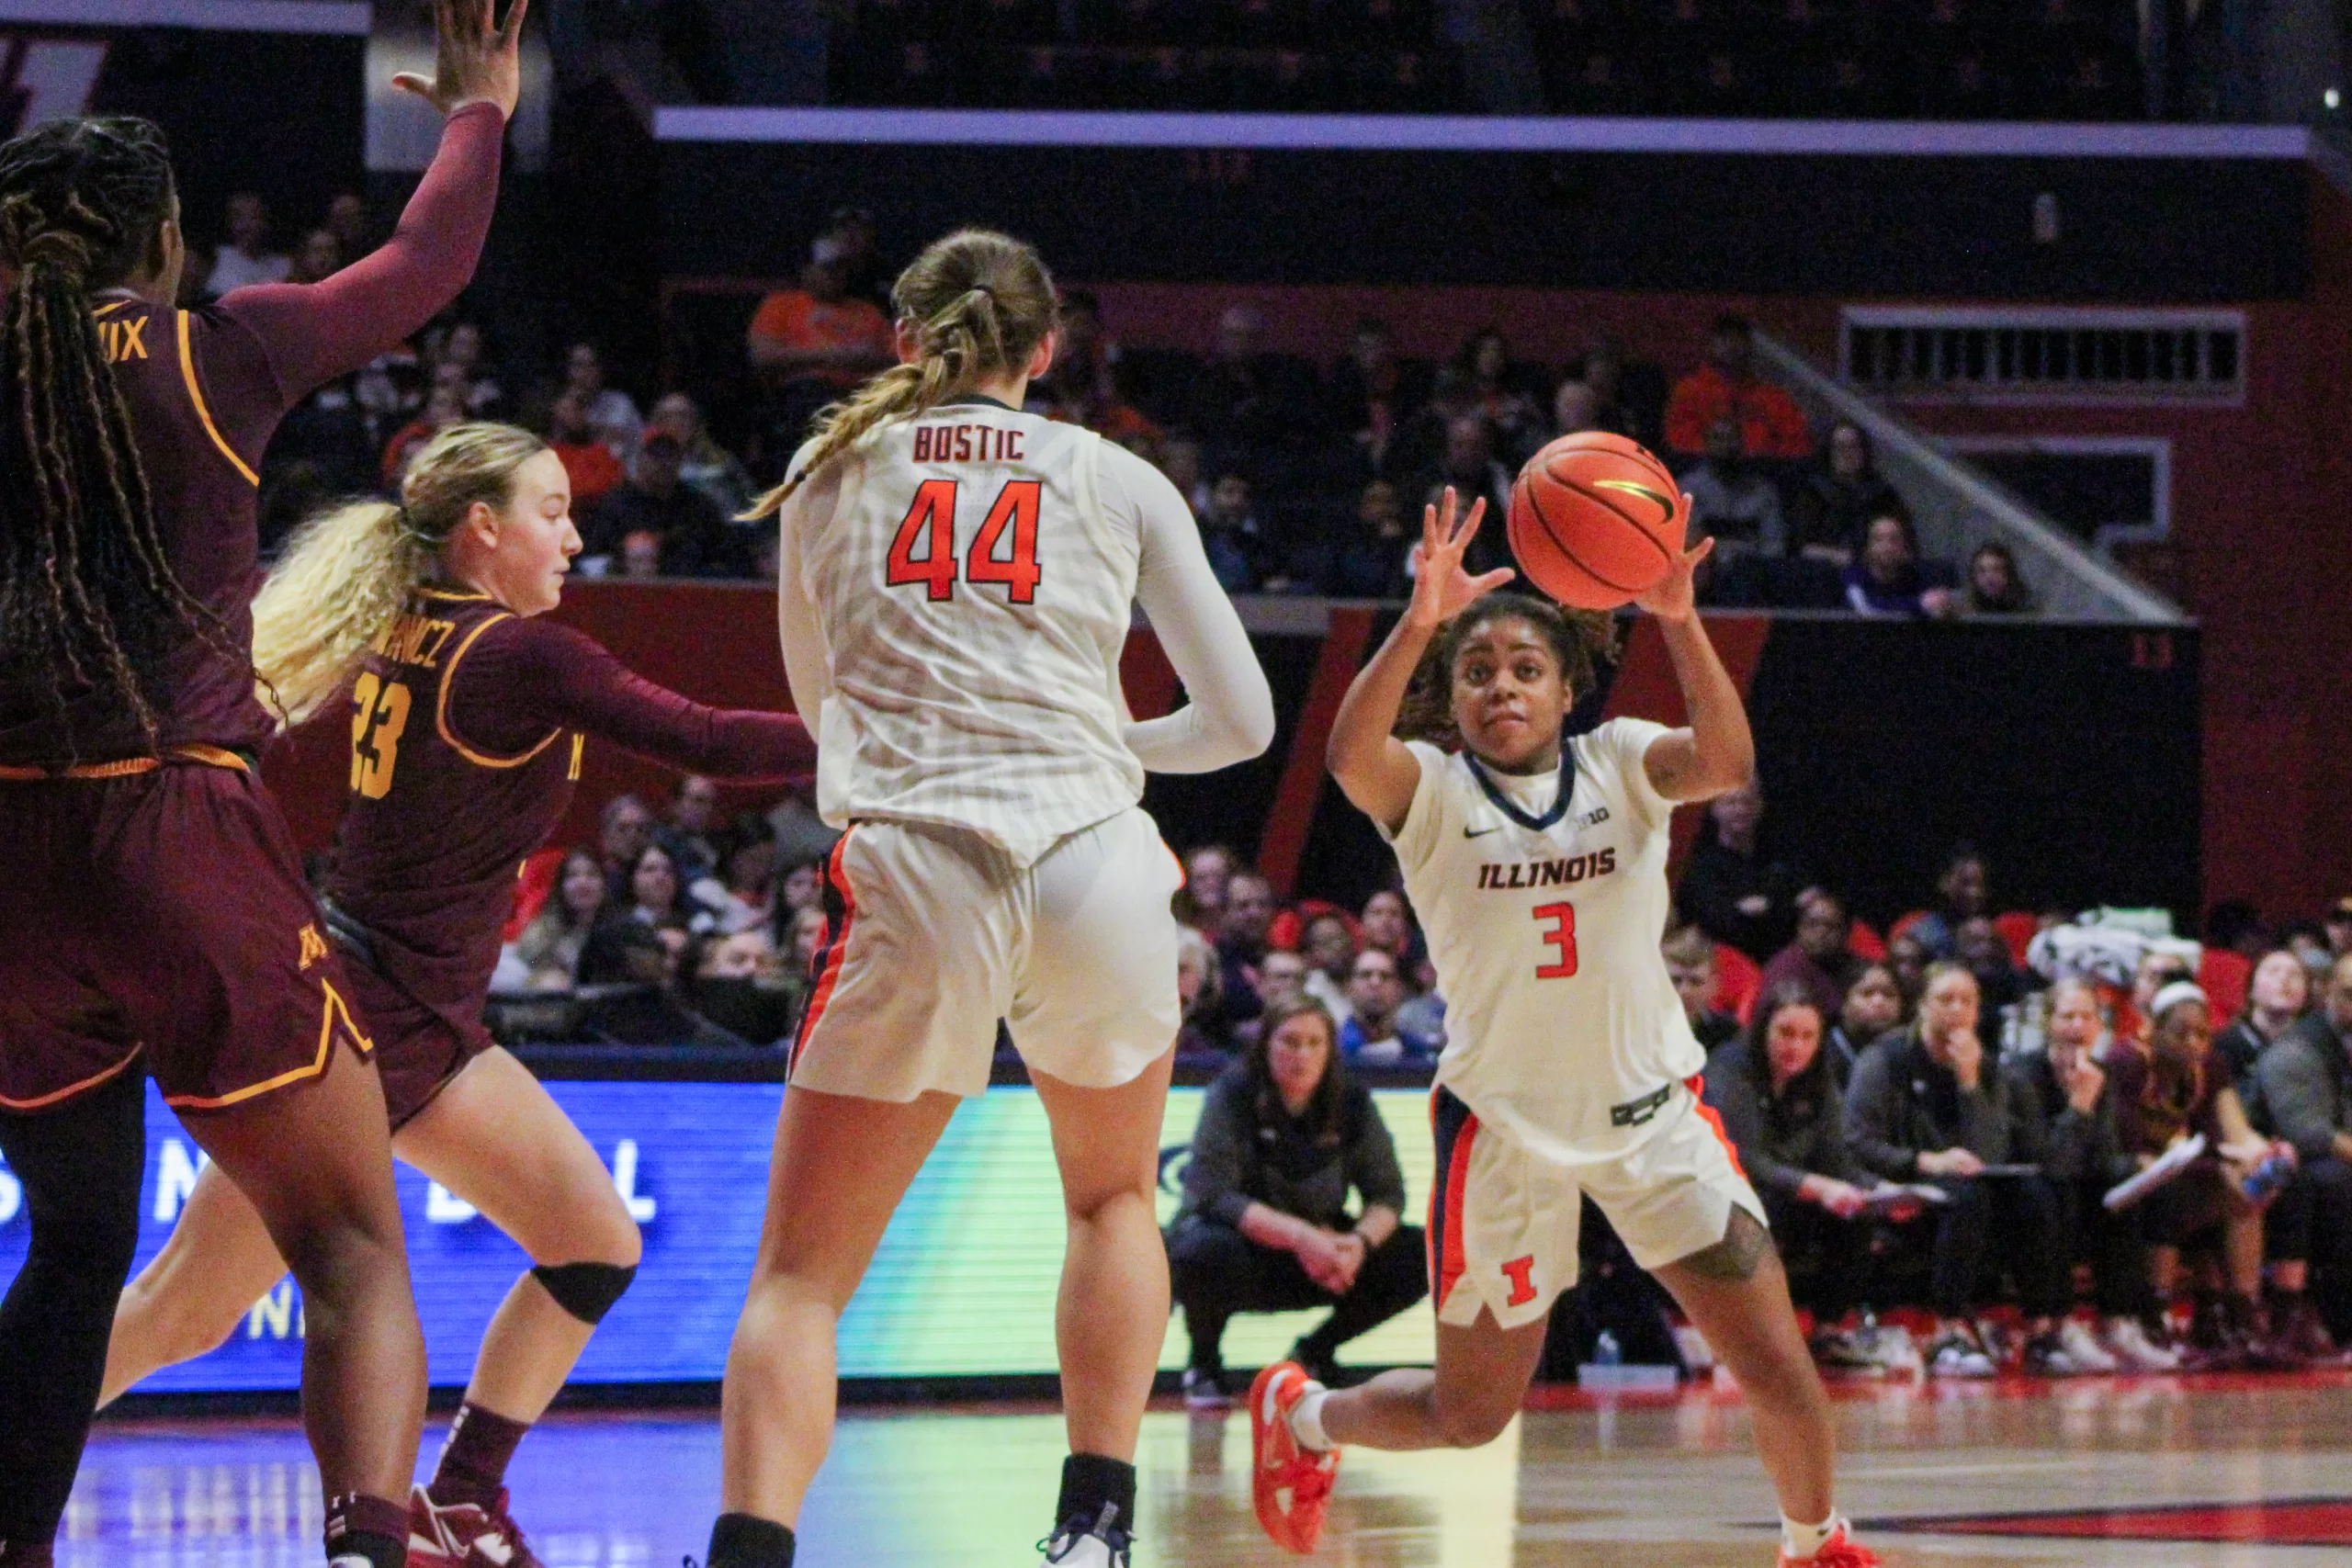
[337,957,493,1132]
[0,755,373,1113]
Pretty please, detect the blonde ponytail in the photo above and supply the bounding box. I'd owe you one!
[251,421,548,727]
[252,500,428,725]
[745,229,1058,518]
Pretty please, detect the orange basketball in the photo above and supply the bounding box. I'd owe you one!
[1506,431,1689,610]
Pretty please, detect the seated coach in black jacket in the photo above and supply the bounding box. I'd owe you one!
[1166,997,1426,1404]
[1703,985,1876,1347]
[1847,963,2075,1376]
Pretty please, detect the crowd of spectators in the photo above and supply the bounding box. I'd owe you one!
[236,189,2030,617]
[478,760,2352,1387]
[741,265,2031,615]
[1674,789,2352,1379]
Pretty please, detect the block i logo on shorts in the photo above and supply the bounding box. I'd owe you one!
[1501,1255,1538,1307]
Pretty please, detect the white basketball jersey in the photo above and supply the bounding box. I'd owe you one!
[783,401,1143,866]
[1385,718,1703,1165]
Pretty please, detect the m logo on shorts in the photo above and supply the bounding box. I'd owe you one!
[1501,1255,1538,1307]
[298,923,330,972]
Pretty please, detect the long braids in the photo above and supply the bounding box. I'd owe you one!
[743,228,1059,518]
[1396,590,1619,749]
[0,115,241,757]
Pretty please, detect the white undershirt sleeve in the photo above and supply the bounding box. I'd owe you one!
[1102,445,1275,773]
[774,491,837,729]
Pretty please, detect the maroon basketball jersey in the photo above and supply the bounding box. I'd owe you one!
[0,103,503,767]
[325,589,814,1038]
[326,590,585,1037]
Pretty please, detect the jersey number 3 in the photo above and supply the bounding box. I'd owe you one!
[887,479,1043,604]
[349,671,413,800]
[1532,902,1579,979]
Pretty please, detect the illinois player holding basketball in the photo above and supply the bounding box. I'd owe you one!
[0,7,521,1568]
[96,423,815,1565]
[1251,491,1877,1567]
[708,230,1273,1568]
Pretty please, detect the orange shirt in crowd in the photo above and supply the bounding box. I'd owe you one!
[552,438,627,511]
[1664,364,1814,458]
[1049,394,1160,446]
[747,288,892,387]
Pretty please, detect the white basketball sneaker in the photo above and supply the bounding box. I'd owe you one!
[1041,1504,1130,1568]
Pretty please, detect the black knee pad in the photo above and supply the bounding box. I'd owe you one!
[531,1261,637,1325]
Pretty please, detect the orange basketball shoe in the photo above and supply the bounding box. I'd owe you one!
[1248,1361,1340,1554]
[1776,1523,1880,1567]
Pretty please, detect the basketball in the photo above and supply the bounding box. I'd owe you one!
[1506,431,1690,610]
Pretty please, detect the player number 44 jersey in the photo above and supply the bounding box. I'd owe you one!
[1385,717,1705,1165]
[782,404,1145,868]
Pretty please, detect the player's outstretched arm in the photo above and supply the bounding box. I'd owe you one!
[1328,487,1512,834]
[1634,515,1754,804]
[451,617,817,783]
[226,0,525,393]
[1120,449,1275,773]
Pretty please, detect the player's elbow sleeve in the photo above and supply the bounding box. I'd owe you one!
[1231,687,1277,759]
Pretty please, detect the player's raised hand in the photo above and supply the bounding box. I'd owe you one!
[395,0,529,120]
[1633,495,1713,624]
[1405,487,1514,633]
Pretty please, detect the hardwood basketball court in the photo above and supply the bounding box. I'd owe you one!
[63,1374,2352,1566]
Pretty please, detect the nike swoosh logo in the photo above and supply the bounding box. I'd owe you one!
[1464,825,1503,839]
[1593,478,1677,525]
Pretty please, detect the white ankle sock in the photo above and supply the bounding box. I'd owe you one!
[1287,1386,1332,1451]
[1781,1513,1840,1560]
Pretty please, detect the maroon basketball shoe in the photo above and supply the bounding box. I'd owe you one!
[408,1485,543,1568]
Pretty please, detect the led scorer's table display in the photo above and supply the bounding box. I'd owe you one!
[0,1081,1438,1391]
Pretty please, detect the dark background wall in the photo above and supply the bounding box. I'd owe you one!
[661,141,2309,300]
[0,27,370,252]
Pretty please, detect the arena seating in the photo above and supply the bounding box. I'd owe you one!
[829,0,1462,112]
[820,0,2150,118]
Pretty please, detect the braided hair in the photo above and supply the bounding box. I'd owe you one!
[0,116,234,756]
[744,228,1058,517]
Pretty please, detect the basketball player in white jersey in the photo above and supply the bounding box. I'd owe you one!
[1250,491,1877,1568]
[707,231,1274,1568]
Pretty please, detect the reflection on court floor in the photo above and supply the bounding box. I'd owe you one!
[63,1374,2352,1567]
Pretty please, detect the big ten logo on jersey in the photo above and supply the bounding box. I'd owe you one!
[912,423,1026,465]
[1476,846,1616,892]
[0,38,108,140]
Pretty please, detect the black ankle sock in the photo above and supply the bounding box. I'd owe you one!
[1057,1453,1137,1535]
[707,1512,796,1568]
[324,1494,409,1568]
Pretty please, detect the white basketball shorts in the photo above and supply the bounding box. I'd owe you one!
[786,806,1183,1101]
[1427,1077,1766,1331]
